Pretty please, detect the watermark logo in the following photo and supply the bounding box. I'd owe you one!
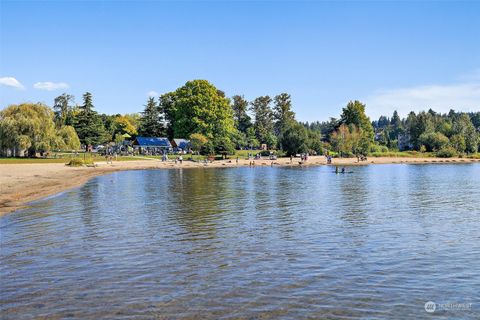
[425,301,472,313]
[425,301,436,313]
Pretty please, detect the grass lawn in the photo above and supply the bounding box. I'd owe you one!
[368,151,434,158]
[0,154,144,164]
[369,151,480,158]
[0,158,73,164]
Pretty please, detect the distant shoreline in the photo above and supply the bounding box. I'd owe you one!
[1,156,480,216]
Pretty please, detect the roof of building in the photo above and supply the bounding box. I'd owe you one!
[133,137,171,147]
[172,138,190,149]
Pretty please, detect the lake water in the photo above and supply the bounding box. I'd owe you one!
[1,164,479,319]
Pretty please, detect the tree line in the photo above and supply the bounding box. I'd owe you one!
[1,79,479,157]
[372,109,480,156]
[302,107,480,157]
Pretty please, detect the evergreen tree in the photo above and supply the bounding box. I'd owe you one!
[231,95,252,134]
[158,92,177,139]
[391,110,402,128]
[138,97,165,137]
[74,92,107,149]
[375,116,390,128]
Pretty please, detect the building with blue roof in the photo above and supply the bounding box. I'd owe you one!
[171,139,191,153]
[133,137,172,154]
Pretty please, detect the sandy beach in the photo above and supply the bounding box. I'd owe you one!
[1,156,479,216]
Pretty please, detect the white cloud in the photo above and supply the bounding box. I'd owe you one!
[33,81,69,91]
[365,75,480,119]
[0,77,25,90]
[147,90,159,97]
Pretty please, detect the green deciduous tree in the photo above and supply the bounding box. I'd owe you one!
[330,124,369,157]
[0,103,61,156]
[307,130,323,154]
[56,125,81,150]
[53,93,74,127]
[251,96,274,145]
[450,134,466,153]
[113,115,138,137]
[280,123,309,156]
[273,93,296,137]
[189,133,208,154]
[452,113,478,153]
[246,127,259,149]
[339,100,374,142]
[172,80,235,144]
[418,131,449,152]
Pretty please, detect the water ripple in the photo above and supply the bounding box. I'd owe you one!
[1,164,479,319]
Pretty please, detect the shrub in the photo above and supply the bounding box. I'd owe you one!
[418,132,449,152]
[66,158,84,166]
[369,144,388,153]
[66,158,94,166]
[436,146,457,158]
[369,144,381,153]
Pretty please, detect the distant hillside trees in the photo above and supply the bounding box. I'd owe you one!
[372,109,480,155]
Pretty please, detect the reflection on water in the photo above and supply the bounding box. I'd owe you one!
[1,164,480,319]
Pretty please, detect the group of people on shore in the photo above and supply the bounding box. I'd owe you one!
[288,153,309,163]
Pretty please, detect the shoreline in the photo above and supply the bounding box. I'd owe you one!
[1,156,479,216]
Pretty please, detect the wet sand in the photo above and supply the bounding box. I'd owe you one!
[1,156,479,216]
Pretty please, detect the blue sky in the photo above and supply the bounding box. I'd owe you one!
[1,0,479,121]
